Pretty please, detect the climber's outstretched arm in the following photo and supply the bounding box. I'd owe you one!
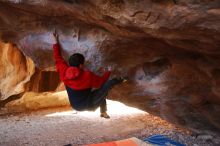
[52,30,68,81]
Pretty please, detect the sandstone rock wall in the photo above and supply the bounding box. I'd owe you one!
[25,69,61,92]
[0,41,61,103]
[0,0,220,134]
[0,42,35,100]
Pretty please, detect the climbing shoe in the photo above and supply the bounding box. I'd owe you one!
[100,112,110,119]
[117,76,128,83]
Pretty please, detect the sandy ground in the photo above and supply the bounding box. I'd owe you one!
[0,100,219,146]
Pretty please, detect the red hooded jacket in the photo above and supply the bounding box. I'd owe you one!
[53,44,111,90]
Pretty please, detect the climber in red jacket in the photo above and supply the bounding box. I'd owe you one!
[52,30,124,118]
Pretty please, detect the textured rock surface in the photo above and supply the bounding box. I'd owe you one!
[5,91,69,112]
[0,0,220,135]
[0,42,35,100]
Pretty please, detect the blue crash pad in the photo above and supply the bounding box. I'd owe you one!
[144,135,185,146]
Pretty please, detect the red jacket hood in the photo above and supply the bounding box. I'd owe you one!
[65,67,81,79]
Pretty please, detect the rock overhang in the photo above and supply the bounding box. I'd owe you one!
[0,0,220,134]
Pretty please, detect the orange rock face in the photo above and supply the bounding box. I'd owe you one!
[0,0,220,134]
[0,42,35,100]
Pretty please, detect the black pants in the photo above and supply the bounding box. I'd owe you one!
[88,78,122,113]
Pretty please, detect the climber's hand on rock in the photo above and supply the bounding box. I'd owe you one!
[52,29,59,43]
[106,66,112,72]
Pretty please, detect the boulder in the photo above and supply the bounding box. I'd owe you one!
[0,0,220,134]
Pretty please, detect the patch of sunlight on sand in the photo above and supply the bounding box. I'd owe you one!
[46,100,147,117]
